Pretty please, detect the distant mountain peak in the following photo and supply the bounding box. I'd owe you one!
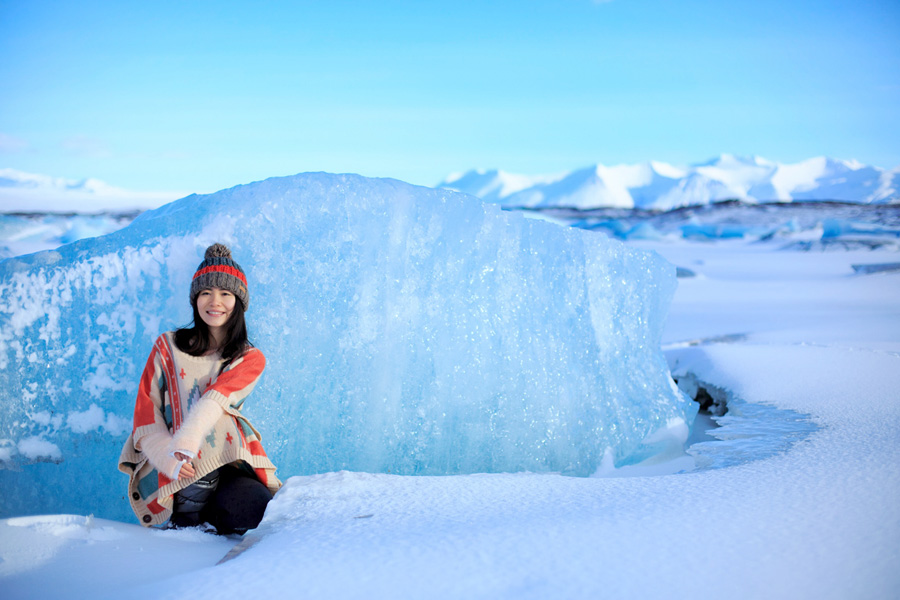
[437,168,564,203]
[438,156,899,209]
[647,161,684,178]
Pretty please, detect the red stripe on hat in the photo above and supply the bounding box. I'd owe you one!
[192,264,247,285]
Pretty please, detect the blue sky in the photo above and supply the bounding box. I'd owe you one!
[1,0,898,194]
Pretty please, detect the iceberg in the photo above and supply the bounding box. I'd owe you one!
[0,172,695,522]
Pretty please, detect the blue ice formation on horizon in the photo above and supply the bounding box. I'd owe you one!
[0,172,694,522]
[821,218,900,239]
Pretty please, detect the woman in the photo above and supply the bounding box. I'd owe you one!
[119,243,281,534]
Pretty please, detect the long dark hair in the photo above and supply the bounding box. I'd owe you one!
[173,296,252,371]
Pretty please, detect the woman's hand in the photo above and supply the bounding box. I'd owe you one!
[175,452,196,479]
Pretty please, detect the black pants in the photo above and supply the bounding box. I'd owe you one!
[171,463,273,535]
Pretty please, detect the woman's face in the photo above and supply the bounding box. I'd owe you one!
[196,287,236,331]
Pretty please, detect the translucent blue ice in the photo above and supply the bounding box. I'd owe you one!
[679,222,759,240]
[0,173,694,521]
[821,218,900,239]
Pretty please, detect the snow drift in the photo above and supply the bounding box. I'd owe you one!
[0,172,694,522]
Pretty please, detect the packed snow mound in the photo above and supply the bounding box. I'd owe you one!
[0,514,234,597]
[439,155,900,209]
[0,172,694,521]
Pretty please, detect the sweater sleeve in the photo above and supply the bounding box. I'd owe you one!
[131,338,173,445]
[137,430,184,479]
[130,336,183,478]
[168,397,224,458]
[201,348,266,412]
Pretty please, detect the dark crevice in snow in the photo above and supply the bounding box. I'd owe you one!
[676,377,729,417]
[675,373,820,471]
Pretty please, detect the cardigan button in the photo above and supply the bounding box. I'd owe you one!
[132,492,140,500]
[142,515,152,523]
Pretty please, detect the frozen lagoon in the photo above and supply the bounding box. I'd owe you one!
[2,185,899,599]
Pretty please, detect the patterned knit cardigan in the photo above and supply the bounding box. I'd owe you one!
[118,332,281,526]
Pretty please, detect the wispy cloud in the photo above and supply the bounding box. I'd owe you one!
[0,133,30,153]
[61,136,112,158]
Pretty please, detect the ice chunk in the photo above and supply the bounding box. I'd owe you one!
[0,172,694,521]
[821,218,900,239]
[680,222,759,240]
[851,262,900,275]
[623,222,663,240]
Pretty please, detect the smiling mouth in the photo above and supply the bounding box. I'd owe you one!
[207,311,226,316]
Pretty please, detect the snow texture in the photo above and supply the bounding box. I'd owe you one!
[0,172,693,521]
[0,514,234,596]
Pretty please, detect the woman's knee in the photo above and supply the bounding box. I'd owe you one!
[209,473,273,534]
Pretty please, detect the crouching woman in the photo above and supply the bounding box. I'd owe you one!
[119,243,281,534]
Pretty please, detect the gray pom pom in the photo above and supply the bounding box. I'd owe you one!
[204,243,232,260]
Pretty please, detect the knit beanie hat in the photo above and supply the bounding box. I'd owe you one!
[189,243,250,311]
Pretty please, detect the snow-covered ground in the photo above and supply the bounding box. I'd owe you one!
[2,217,899,599]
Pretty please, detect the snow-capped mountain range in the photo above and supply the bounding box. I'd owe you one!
[0,168,182,213]
[3,156,898,214]
[438,155,900,210]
